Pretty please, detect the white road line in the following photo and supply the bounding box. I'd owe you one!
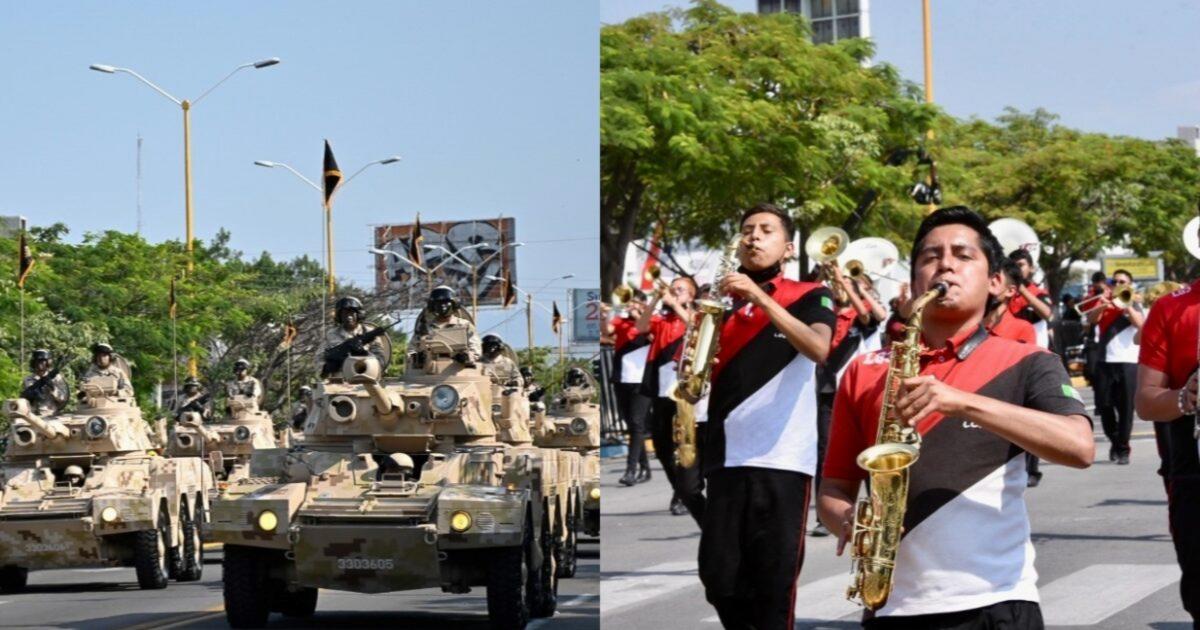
[528,594,601,628]
[701,573,860,623]
[1040,563,1180,626]
[601,561,699,616]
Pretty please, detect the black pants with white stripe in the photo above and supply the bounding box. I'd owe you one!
[699,467,811,630]
[1098,362,1137,456]
[617,383,652,474]
[1168,474,1200,622]
[649,396,705,525]
[863,600,1043,629]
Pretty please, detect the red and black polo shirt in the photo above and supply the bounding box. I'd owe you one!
[825,324,1089,618]
[702,277,836,476]
[1138,280,1200,477]
[1008,284,1050,324]
[639,311,687,399]
[611,315,650,384]
[989,308,1037,345]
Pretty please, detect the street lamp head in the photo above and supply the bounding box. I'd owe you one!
[253,160,277,168]
[369,248,392,257]
[561,274,575,280]
[484,275,504,282]
[379,156,402,165]
[422,244,440,251]
[89,64,117,74]
[252,58,281,69]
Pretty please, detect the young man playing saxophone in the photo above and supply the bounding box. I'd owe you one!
[818,207,1093,628]
[692,202,836,629]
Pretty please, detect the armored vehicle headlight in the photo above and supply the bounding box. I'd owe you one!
[569,417,589,435]
[85,416,108,439]
[431,385,460,414]
[233,426,252,443]
[100,506,119,523]
[589,487,601,501]
[449,510,472,533]
[256,509,278,532]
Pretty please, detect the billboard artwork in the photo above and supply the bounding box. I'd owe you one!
[374,217,517,311]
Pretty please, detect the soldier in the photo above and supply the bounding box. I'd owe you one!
[81,343,133,398]
[21,349,68,416]
[292,386,314,430]
[417,285,482,363]
[172,376,210,421]
[324,296,388,371]
[480,334,520,385]
[226,359,263,405]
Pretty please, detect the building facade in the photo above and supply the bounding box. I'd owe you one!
[757,0,870,45]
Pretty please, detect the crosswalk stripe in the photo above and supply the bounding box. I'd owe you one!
[700,573,861,623]
[601,561,698,616]
[1040,563,1179,626]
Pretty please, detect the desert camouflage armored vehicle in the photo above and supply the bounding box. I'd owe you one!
[210,317,560,629]
[0,358,213,592]
[168,393,281,484]
[533,367,601,556]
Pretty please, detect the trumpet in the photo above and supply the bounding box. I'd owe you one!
[845,259,866,280]
[644,265,670,300]
[611,284,636,305]
[1075,286,1138,315]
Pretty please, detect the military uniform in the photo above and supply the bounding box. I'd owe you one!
[172,392,209,420]
[225,377,263,403]
[482,355,521,384]
[20,372,68,416]
[422,315,482,359]
[325,324,388,367]
[81,364,133,397]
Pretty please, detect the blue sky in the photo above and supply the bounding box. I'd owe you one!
[602,0,1200,141]
[0,1,598,349]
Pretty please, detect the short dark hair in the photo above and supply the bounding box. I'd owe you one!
[1112,268,1133,282]
[909,206,1004,279]
[1001,258,1024,288]
[671,275,699,296]
[1090,271,1107,284]
[739,203,796,240]
[1007,248,1034,266]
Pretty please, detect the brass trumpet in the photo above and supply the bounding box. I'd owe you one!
[1075,286,1138,315]
[611,284,635,305]
[845,259,866,280]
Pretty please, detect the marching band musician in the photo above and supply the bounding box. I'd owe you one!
[819,207,1092,628]
[985,259,1038,345]
[1088,269,1143,466]
[635,274,704,521]
[1007,249,1054,346]
[605,291,654,486]
[1135,274,1200,623]
[692,203,835,629]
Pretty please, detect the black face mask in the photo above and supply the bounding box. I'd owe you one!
[738,263,782,286]
[432,301,453,318]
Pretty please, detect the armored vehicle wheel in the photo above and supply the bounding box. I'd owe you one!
[486,515,532,629]
[530,514,558,618]
[0,566,28,593]
[178,498,203,582]
[278,586,318,618]
[134,510,171,589]
[224,545,271,628]
[557,498,579,579]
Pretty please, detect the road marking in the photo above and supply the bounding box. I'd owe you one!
[528,594,600,628]
[701,573,860,623]
[601,561,699,615]
[1040,563,1179,626]
[117,605,224,630]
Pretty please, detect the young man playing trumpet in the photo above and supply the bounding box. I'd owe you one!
[819,207,1093,628]
[692,203,836,629]
[1087,268,1143,465]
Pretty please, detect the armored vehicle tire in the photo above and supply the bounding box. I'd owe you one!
[277,586,318,618]
[486,515,532,629]
[134,511,171,589]
[178,498,203,582]
[224,545,271,628]
[0,566,28,593]
[557,498,579,579]
[530,515,558,618]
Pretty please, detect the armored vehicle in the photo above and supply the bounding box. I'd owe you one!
[211,320,560,629]
[533,369,601,558]
[0,361,213,592]
[168,394,281,484]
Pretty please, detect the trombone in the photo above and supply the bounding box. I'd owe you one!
[1075,286,1138,315]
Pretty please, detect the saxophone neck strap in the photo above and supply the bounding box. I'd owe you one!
[956,324,990,361]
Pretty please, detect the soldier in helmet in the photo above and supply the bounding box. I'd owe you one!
[324,296,388,372]
[225,359,263,404]
[172,376,210,421]
[21,349,68,416]
[292,385,314,430]
[480,334,520,385]
[416,285,482,365]
[81,343,133,398]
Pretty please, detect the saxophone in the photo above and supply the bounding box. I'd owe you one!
[846,281,948,611]
[670,234,742,469]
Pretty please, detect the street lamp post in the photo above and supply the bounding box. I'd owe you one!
[370,247,430,311]
[91,58,280,272]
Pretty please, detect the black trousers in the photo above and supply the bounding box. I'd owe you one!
[1169,475,1200,622]
[815,390,834,493]
[863,600,1044,630]
[1099,362,1137,456]
[617,383,652,473]
[648,396,705,525]
[699,467,811,630]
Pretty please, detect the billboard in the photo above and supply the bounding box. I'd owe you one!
[571,288,601,344]
[374,218,517,311]
[1100,255,1162,282]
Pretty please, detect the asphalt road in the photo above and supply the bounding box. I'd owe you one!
[0,541,598,629]
[600,387,1191,629]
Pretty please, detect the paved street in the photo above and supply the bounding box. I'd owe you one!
[600,387,1190,629]
[0,542,598,629]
